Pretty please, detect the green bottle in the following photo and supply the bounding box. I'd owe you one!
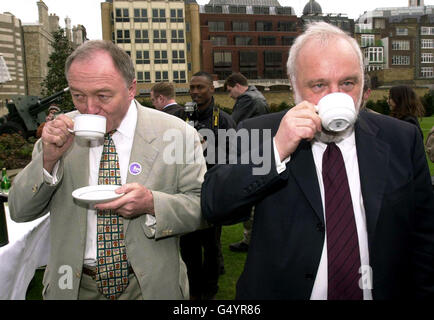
[1,168,11,193]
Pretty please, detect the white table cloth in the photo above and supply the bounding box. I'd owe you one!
[0,203,50,300]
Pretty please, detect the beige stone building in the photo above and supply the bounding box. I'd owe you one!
[0,12,26,111]
[101,0,196,94]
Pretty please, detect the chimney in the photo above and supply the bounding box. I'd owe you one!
[37,0,49,30]
[65,17,72,41]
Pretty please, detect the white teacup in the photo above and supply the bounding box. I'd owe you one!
[315,92,356,132]
[73,114,106,140]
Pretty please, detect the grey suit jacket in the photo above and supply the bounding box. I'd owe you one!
[9,101,208,299]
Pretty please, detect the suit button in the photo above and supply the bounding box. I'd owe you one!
[316,223,325,232]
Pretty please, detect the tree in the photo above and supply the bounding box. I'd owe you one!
[41,28,74,112]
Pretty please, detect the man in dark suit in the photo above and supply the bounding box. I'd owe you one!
[151,82,186,119]
[201,22,434,300]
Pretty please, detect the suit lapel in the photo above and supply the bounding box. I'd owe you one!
[69,139,90,245]
[355,113,390,243]
[123,103,159,233]
[289,141,324,224]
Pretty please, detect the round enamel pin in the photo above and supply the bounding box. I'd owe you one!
[129,162,142,175]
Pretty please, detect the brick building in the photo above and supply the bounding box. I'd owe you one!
[199,0,300,86]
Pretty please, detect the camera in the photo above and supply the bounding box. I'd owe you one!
[184,102,198,128]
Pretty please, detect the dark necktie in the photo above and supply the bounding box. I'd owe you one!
[322,142,363,300]
[95,130,129,300]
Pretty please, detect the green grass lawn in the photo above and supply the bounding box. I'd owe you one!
[421,116,434,176]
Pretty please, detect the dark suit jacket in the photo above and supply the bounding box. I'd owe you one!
[201,109,434,299]
[162,103,187,120]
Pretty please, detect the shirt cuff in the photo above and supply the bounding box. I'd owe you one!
[273,137,290,174]
[43,161,60,185]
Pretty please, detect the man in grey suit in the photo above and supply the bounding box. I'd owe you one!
[9,40,207,300]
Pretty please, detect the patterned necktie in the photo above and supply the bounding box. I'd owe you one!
[95,130,129,300]
[322,142,363,300]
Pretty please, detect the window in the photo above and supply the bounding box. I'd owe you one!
[153,30,167,43]
[170,9,183,22]
[278,22,296,32]
[171,30,184,43]
[421,67,433,78]
[116,30,130,43]
[172,50,185,64]
[152,9,166,22]
[392,40,410,50]
[253,6,269,15]
[208,21,225,32]
[155,71,169,82]
[232,21,249,32]
[365,47,383,63]
[282,36,295,46]
[276,7,293,15]
[173,71,186,83]
[135,30,149,43]
[136,51,150,64]
[235,36,253,46]
[134,9,148,22]
[361,35,375,47]
[258,37,276,46]
[264,51,282,66]
[366,65,383,72]
[396,27,408,36]
[421,39,434,49]
[240,51,257,67]
[421,53,434,63]
[210,36,227,46]
[115,8,129,22]
[256,21,273,32]
[154,51,168,64]
[137,71,151,83]
[421,27,434,35]
[391,55,410,65]
[229,6,246,14]
[213,52,232,67]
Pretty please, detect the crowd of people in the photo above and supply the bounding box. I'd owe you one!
[8,22,434,300]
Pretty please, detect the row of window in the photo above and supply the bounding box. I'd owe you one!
[208,21,297,32]
[137,70,186,83]
[204,5,293,16]
[361,37,434,50]
[114,8,183,23]
[135,50,185,64]
[210,35,295,46]
[115,29,184,44]
[213,51,284,67]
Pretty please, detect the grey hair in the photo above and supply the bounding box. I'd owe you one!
[65,40,135,86]
[287,22,364,91]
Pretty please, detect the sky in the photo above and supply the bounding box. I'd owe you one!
[0,0,433,40]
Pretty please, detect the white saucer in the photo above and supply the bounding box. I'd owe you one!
[72,185,123,204]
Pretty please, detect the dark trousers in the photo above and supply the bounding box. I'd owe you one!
[180,225,222,299]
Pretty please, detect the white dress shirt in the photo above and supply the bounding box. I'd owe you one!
[44,101,156,266]
[83,102,137,265]
[274,132,373,300]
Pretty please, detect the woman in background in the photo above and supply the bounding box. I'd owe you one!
[388,85,425,139]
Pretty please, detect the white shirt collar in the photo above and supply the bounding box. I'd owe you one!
[114,100,137,139]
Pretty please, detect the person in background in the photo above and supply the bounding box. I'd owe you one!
[201,22,434,300]
[9,40,207,300]
[224,72,270,253]
[426,126,434,163]
[180,71,235,300]
[36,104,61,138]
[388,85,425,140]
[150,82,186,119]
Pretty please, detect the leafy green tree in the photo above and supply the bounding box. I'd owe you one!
[41,28,74,111]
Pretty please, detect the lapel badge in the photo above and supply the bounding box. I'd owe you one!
[129,162,142,176]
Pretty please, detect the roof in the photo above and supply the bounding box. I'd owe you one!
[303,0,322,16]
[207,0,282,7]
